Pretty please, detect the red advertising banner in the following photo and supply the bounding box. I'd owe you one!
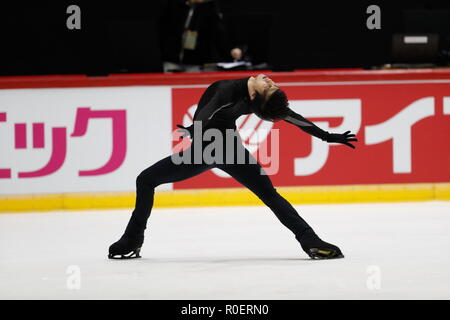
[172,81,450,189]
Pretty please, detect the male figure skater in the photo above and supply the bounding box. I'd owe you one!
[109,74,357,260]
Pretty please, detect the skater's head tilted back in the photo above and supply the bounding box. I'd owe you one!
[248,74,289,122]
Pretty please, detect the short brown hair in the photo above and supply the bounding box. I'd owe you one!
[251,89,289,121]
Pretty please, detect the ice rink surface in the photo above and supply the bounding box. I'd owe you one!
[1,201,449,300]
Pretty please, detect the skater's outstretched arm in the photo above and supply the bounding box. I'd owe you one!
[283,108,358,149]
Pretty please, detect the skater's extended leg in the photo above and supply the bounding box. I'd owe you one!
[217,156,313,239]
[125,153,212,235]
[109,148,213,258]
[217,149,343,259]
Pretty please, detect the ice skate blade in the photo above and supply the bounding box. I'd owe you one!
[108,248,142,260]
[307,248,344,260]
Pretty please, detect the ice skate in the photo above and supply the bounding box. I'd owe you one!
[298,231,344,260]
[108,234,144,259]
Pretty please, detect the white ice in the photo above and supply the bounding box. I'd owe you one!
[1,201,449,300]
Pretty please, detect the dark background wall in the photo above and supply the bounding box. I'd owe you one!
[0,0,449,76]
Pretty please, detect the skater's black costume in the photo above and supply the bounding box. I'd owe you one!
[109,77,355,259]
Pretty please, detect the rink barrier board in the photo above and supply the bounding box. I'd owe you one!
[2,69,450,88]
[1,69,449,211]
[0,183,449,213]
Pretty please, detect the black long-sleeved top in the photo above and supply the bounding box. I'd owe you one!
[189,77,330,141]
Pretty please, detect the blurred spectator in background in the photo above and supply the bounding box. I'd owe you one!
[162,0,249,72]
[230,44,252,62]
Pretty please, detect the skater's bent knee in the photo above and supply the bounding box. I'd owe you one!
[136,171,157,188]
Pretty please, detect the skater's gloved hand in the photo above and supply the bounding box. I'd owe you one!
[176,124,194,139]
[326,131,358,149]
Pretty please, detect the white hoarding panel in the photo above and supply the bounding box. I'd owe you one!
[0,86,172,194]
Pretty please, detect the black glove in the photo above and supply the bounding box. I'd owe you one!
[326,131,357,149]
[176,124,194,139]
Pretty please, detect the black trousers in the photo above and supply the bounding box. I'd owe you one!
[124,139,315,243]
